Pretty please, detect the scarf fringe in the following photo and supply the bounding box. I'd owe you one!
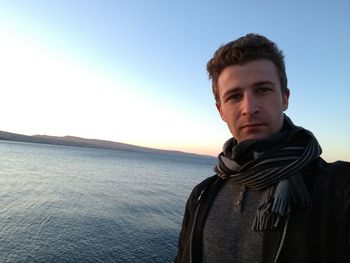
[290,173,313,207]
[252,205,285,231]
[272,179,290,215]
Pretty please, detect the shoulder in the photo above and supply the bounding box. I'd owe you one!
[314,158,350,183]
[309,157,350,177]
[309,158,350,206]
[327,160,350,199]
[316,158,350,171]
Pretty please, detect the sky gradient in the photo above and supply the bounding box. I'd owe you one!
[1,0,349,161]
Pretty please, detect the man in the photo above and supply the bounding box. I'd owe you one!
[175,34,350,262]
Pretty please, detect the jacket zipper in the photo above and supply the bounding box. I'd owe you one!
[274,214,290,263]
[189,188,206,263]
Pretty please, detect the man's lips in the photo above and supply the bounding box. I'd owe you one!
[240,123,266,130]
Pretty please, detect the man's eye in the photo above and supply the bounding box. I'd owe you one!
[257,87,271,94]
[227,94,241,101]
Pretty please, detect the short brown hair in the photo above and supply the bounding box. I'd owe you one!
[207,33,288,104]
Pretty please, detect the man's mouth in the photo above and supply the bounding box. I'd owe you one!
[240,123,266,130]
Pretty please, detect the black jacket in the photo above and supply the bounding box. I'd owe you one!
[175,158,350,263]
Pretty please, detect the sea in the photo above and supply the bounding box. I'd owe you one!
[0,140,216,263]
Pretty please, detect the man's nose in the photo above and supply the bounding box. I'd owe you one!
[241,94,259,116]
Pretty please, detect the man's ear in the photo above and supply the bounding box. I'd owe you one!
[216,102,227,122]
[282,88,290,111]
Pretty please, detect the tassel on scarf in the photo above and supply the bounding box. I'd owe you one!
[272,179,290,216]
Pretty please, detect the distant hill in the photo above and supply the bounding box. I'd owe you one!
[0,130,214,159]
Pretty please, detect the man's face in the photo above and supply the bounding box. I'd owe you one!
[216,59,289,143]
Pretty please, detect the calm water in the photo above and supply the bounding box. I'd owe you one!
[0,140,216,263]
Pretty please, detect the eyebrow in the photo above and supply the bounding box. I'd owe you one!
[222,87,241,101]
[252,80,276,87]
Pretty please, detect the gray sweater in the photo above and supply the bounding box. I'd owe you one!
[202,178,264,263]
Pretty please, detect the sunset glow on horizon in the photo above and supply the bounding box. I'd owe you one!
[1,1,349,161]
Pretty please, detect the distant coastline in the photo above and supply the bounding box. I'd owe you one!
[0,130,214,159]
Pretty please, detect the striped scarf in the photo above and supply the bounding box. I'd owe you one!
[215,115,322,231]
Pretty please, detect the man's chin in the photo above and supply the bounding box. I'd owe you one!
[236,132,271,143]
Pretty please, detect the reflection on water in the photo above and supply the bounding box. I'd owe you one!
[0,140,215,262]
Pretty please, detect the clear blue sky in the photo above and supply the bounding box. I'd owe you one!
[1,0,349,160]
